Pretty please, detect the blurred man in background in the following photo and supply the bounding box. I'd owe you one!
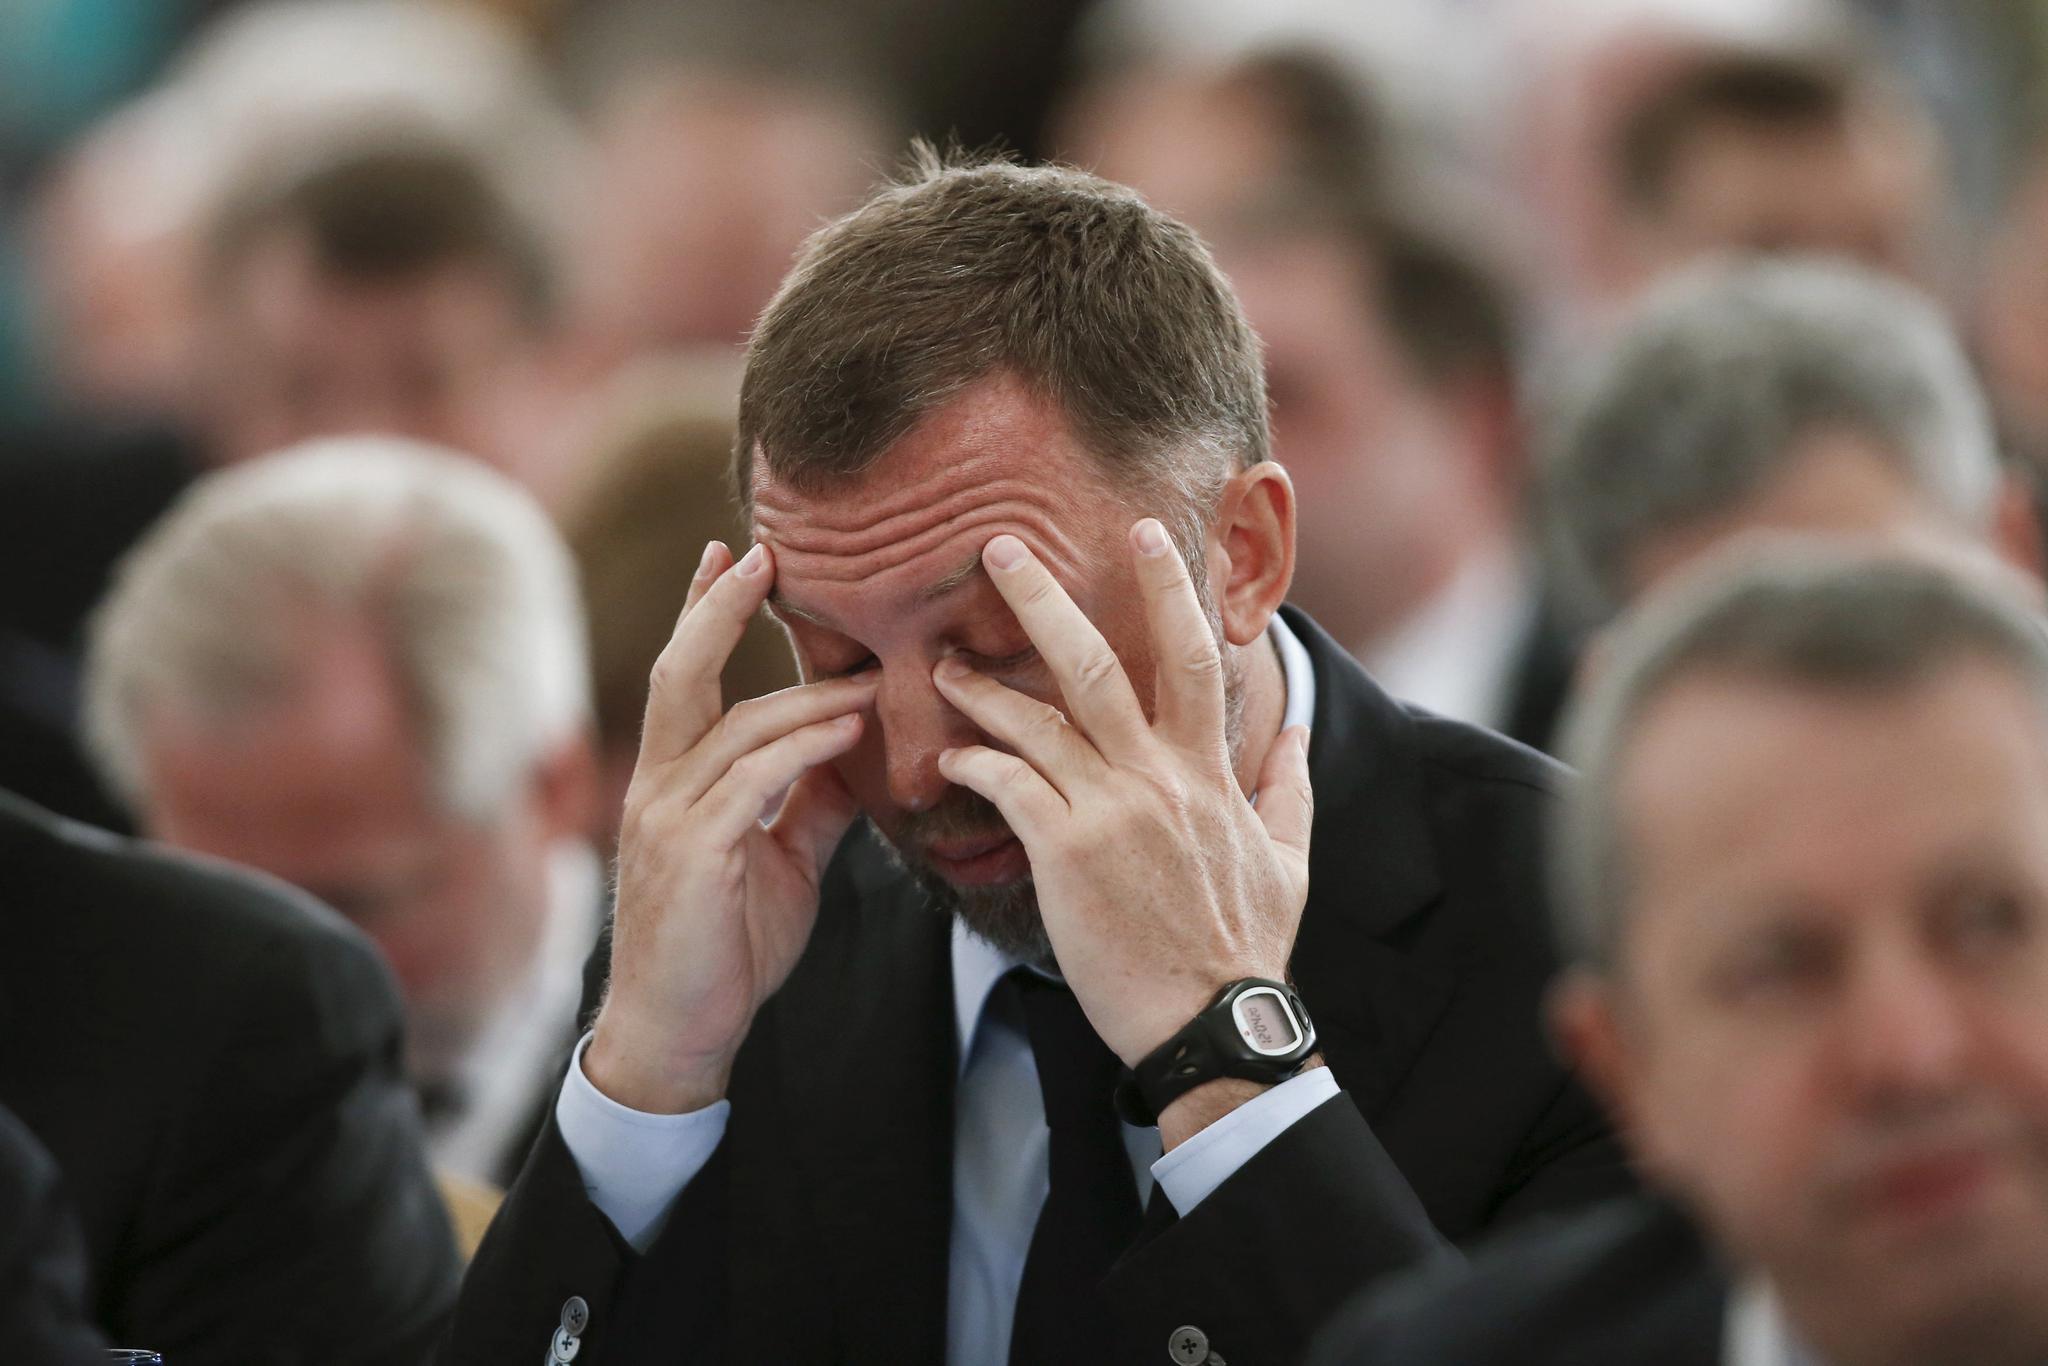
[1542,257,2040,627]
[1611,45,1949,300]
[1314,551,2048,1366]
[555,4,896,366]
[1056,50,1563,737]
[192,127,565,475]
[83,438,601,1187]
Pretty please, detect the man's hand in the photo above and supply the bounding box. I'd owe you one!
[932,519,1314,1143]
[586,541,875,1114]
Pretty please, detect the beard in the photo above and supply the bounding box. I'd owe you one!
[867,623,1250,971]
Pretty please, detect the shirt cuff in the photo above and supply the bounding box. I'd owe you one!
[1149,1065,1342,1215]
[553,1032,729,1251]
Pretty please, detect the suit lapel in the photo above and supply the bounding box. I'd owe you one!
[770,831,957,1364]
[1280,608,1459,1123]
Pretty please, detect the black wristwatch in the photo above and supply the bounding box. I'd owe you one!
[1114,978,1318,1126]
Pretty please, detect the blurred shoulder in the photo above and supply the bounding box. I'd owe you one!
[0,790,395,1007]
[1308,1197,1721,1366]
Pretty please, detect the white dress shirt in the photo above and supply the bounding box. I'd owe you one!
[429,842,603,1184]
[556,615,1336,1364]
[1725,1278,1826,1366]
[1361,542,1534,731]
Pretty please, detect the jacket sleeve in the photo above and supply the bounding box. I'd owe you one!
[123,917,463,1366]
[442,1114,733,1364]
[1105,1092,1458,1366]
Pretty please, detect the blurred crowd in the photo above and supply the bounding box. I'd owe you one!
[9,0,2048,1361]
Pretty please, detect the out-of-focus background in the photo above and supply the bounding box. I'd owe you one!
[10,0,2048,1239]
[14,0,2048,815]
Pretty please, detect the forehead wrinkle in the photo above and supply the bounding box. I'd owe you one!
[756,474,1082,558]
[768,499,1089,586]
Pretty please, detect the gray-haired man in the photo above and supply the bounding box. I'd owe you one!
[1313,548,2048,1366]
[1542,256,2041,623]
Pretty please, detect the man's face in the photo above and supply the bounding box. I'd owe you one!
[1217,232,1463,646]
[203,228,535,467]
[1601,663,2048,1361]
[753,373,1213,959]
[139,627,554,1087]
[1640,112,1935,287]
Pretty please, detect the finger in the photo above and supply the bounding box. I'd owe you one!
[640,542,776,766]
[935,742,1067,845]
[1128,518,1227,755]
[680,540,732,619]
[768,762,862,878]
[1254,725,1314,872]
[980,534,1149,758]
[694,711,866,847]
[674,675,878,806]
[931,658,1103,798]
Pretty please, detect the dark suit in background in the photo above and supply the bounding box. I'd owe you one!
[1306,1196,1726,1366]
[0,1102,106,1366]
[0,789,463,1364]
[446,610,1631,1364]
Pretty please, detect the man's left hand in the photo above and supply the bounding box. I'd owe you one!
[933,518,1314,1138]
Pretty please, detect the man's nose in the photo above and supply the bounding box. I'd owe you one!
[1837,941,1974,1103]
[876,665,979,812]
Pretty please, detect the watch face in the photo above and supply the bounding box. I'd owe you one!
[1231,987,1304,1055]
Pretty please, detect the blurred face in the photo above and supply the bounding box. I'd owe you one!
[1638,112,1935,287]
[1594,664,2048,1365]
[1218,233,1468,647]
[753,373,1227,960]
[139,628,555,1088]
[1625,428,1971,603]
[203,228,535,467]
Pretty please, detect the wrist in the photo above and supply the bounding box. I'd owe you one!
[585,1010,739,1115]
[1157,1057,1327,1150]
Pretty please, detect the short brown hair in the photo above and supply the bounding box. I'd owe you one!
[202,129,556,325]
[1616,50,1858,213]
[735,147,1268,512]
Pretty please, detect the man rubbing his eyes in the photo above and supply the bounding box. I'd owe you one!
[447,149,1629,1366]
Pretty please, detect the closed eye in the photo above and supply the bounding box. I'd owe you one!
[973,646,1038,672]
[821,654,878,679]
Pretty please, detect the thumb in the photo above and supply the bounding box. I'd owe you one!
[1254,725,1313,870]
[769,763,861,877]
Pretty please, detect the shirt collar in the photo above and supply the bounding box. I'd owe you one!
[950,614,1317,1074]
[1725,1276,1828,1366]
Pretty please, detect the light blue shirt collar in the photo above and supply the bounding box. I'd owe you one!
[951,614,1317,1072]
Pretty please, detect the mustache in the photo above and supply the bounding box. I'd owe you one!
[894,787,1014,853]
[1816,1098,2030,1202]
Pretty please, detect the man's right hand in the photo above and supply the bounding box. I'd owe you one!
[585,540,875,1114]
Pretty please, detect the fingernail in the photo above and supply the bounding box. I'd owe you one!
[934,656,971,681]
[697,542,720,574]
[984,535,1026,571]
[1133,518,1170,556]
[737,544,768,577]
[936,747,959,767]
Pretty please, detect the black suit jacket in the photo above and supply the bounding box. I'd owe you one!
[1307,1195,1727,1366]
[446,608,1631,1364]
[0,790,464,1363]
[0,1102,106,1365]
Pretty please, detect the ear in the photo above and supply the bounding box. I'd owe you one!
[1547,970,1661,1177]
[1990,471,2046,583]
[1208,461,1298,647]
[532,729,601,844]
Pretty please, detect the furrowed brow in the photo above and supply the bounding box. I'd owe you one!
[918,552,987,603]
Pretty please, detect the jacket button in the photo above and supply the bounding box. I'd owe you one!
[560,1296,590,1335]
[550,1327,581,1362]
[1168,1325,1209,1363]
